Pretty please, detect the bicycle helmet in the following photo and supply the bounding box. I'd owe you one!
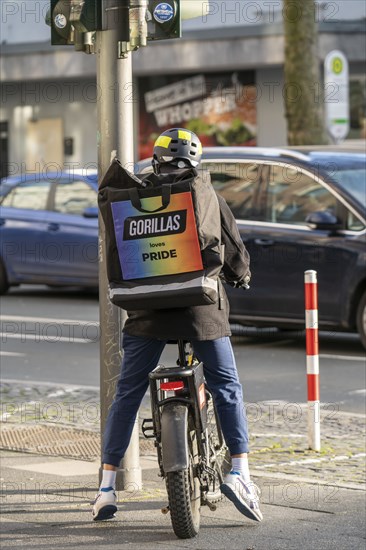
[152,128,202,171]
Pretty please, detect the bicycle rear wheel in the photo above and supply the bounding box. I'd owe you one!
[165,412,200,539]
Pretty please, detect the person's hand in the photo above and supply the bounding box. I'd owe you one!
[226,275,251,289]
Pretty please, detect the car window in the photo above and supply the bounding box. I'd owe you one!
[330,168,366,205]
[346,210,365,232]
[1,181,51,210]
[265,164,338,225]
[54,181,97,215]
[202,162,262,219]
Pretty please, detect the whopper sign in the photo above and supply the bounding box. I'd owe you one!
[138,72,257,159]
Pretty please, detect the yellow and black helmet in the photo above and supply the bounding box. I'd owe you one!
[153,128,202,169]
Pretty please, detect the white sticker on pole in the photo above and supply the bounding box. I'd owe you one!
[54,14,67,28]
[324,50,350,143]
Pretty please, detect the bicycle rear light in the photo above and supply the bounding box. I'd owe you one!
[160,381,184,391]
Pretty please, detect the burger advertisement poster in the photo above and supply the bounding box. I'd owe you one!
[138,71,257,159]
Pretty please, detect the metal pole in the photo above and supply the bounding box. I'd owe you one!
[117,52,142,491]
[96,25,141,491]
[96,26,122,483]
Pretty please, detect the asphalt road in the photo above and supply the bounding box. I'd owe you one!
[1,285,365,414]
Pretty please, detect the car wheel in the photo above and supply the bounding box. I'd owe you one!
[0,260,10,295]
[356,291,366,350]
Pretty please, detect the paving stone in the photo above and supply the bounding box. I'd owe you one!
[1,381,365,489]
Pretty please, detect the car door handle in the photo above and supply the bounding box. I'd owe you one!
[254,238,274,246]
[0,219,5,227]
[48,223,60,232]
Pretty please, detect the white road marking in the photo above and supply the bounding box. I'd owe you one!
[0,333,93,344]
[256,452,366,469]
[1,315,99,326]
[0,351,26,357]
[250,470,365,490]
[320,354,365,362]
[252,433,306,438]
[348,389,366,395]
[1,378,99,391]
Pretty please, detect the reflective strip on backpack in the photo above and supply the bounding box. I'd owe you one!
[110,276,218,298]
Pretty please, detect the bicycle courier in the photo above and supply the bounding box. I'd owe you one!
[98,159,224,310]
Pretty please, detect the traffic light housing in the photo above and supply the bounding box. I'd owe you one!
[50,0,71,45]
[47,1,207,53]
[147,1,181,41]
[49,0,102,46]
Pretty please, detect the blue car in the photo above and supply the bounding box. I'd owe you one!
[0,171,99,291]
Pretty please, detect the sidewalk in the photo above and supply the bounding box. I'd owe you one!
[1,380,365,549]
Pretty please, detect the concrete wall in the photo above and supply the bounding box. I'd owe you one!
[0,80,98,172]
[256,68,287,146]
[2,19,366,82]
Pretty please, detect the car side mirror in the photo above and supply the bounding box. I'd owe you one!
[305,210,342,230]
[83,206,98,218]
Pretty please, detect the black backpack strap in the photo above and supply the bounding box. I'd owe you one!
[128,184,171,213]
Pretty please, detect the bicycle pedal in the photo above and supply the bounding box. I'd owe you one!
[206,501,217,512]
[141,418,155,439]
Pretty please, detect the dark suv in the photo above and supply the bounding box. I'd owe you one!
[138,147,366,348]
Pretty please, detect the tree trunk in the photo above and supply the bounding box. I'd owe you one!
[283,0,328,145]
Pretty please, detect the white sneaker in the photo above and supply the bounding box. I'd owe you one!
[221,471,263,522]
[92,487,117,521]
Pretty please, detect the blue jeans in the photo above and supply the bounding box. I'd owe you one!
[102,333,249,467]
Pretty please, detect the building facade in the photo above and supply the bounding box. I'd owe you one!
[1,1,365,177]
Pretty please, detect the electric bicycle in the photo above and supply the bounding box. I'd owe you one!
[142,340,231,539]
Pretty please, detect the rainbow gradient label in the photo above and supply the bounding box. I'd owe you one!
[111,192,203,280]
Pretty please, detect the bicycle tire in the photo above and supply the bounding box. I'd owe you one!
[165,414,200,539]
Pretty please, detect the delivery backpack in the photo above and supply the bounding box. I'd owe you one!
[98,159,224,310]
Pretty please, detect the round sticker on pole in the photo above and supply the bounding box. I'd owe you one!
[54,13,67,29]
[153,3,175,24]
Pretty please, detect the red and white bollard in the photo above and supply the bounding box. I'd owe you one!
[304,270,321,451]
